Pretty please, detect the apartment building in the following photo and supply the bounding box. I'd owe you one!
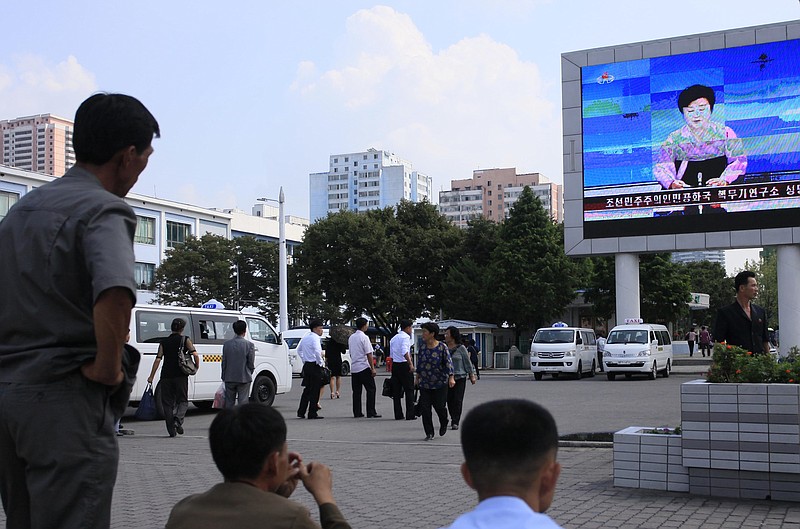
[309,148,432,221]
[1,114,75,176]
[439,167,563,228]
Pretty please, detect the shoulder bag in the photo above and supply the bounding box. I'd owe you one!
[178,336,198,376]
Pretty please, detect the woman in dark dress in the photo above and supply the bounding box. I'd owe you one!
[325,339,345,399]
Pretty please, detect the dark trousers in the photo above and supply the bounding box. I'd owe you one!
[160,376,189,435]
[471,358,480,379]
[688,341,695,356]
[391,362,415,419]
[0,373,118,529]
[446,377,467,426]
[700,342,711,356]
[419,386,448,437]
[351,368,377,417]
[298,362,322,418]
[224,381,250,408]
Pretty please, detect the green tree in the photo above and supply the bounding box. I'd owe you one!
[583,255,616,322]
[681,260,731,327]
[488,187,578,335]
[752,248,778,328]
[154,234,280,318]
[639,253,692,324]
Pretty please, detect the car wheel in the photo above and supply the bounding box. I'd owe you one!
[575,361,583,380]
[193,401,213,410]
[534,373,543,381]
[606,373,616,381]
[663,359,671,378]
[588,360,596,377]
[252,374,276,407]
[648,361,657,380]
[552,373,560,379]
[341,361,351,376]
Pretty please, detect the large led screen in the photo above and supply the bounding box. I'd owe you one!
[581,39,800,239]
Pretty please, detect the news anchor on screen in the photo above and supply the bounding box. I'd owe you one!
[654,84,747,193]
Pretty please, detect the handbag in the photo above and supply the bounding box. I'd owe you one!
[135,383,158,421]
[320,366,332,385]
[382,377,393,397]
[177,336,198,376]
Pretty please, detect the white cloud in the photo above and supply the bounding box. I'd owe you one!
[290,5,560,192]
[0,54,96,119]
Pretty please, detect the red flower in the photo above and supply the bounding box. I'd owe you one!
[790,379,795,383]
[727,345,732,349]
[787,369,792,374]
[735,369,742,374]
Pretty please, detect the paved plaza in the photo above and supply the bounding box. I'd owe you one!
[3,367,800,528]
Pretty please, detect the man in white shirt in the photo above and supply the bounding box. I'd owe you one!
[348,318,380,418]
[389,320,416,420]
[441,399,564,529]
[296,319,326,420]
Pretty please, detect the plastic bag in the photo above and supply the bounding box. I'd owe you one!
[213,383,226,409]
[135,383,158,421]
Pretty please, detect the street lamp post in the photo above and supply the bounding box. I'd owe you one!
[257,188,288,332]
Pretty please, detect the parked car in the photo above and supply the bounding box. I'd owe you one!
[283,327,352,377]
[530,327,598,380]
[603,323,673,380]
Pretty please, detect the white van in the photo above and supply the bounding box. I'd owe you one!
[530,327,598,380]
[603,323,673,380]
[129,304,291,408]
[283,327,352,377]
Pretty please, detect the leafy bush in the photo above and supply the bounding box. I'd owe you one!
[706,343,800,384]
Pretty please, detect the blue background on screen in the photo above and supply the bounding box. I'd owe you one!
[581,39,800,189]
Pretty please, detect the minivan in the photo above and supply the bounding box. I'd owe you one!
[603,323,673,380]
[283,327,352,376]
[128,304,292,408]
[530,327,598,380]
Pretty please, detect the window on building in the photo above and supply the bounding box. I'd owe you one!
[134,216,156,245]
[166,221,191,247]
[344,157,349,162]
[488,200,492,206]
[373,154,378,159]
[134,262,155,290]
[333,158,338,163]
[488,190,492,196]
[0,190,19,221]
[498,184,502,190]
[353,161,357,167]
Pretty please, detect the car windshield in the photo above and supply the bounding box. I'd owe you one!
[534,329,575,344]
[285,338,301,349]
[607,330,649,344]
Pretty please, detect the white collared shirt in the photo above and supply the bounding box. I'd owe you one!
[390,330,411,362]
[297,332,324,366]
[441,496,564,529]
[348,329,373,373]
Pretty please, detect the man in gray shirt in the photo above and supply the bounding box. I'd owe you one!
[222,320,256,407]
[0,93,159,529]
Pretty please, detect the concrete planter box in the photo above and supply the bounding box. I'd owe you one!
[680,380,800,501]
[613,426,688,492]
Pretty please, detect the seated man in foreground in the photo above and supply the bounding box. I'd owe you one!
[442,399,564,529]
[166,403,350,529]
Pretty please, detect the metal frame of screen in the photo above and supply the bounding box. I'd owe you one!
[562,20,800,257]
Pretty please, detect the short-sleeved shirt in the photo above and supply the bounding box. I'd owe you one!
[441,496,564,529]
[297,332,324,366]
[348,330,373,373]
[0,166,137,383]
[713,301,769,354]
[417,341,454,390]
[390,330,411,363]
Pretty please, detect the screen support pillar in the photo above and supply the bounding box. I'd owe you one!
[615,253,640,323]
[777,245,800,357]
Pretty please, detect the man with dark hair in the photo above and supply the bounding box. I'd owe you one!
[297,319,326,419]
[166,404,350,529]
[713,270,770,354]
[442,399,564,529]
[349,317,380,418]
[221,320,255,408]
[0,93,159,528]
[389,319,416,420]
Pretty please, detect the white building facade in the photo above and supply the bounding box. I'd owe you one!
[310,148,433,221]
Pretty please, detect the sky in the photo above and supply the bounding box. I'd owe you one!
[3,1,798,273]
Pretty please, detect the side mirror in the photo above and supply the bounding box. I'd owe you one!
[576,336,583,345]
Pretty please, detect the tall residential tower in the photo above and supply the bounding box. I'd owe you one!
[1,114,75,176]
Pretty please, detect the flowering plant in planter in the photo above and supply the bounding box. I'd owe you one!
[706,343,800,383]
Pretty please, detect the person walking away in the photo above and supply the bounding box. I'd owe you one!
[148,318,200,436]
[166,403,351,529]
[349,318,380,418]
[0,93,159,528]
[595,331,606,373]
[297,319,326,419]
[444,326,476,431]
[389,319,416,420]
[467,338,481,380]
[415,322,455,441]
[686,328,696,357]
[713,270,770,355]
[699,326,711,357]
[325,339,345,399]
[221,320,255,408]
[440,400,564,529]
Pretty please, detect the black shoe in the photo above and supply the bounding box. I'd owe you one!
[451,424,459,430]
[168,432,177,438]
[440,421,448,436]
[406,416,417,421]
[368,414,382,418]
[309,416,324,420]
[425,435,434,441]
[354,414,365,418]
[297,413,305,419]
[395,416,405,420]
[175,424,184,435]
